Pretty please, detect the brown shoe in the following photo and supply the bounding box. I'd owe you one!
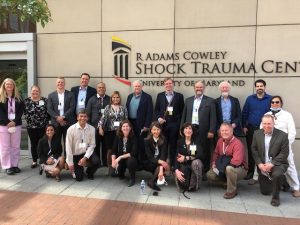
[223,190,237,199]
[248,179,258,185]
[292,190,300,198]
[64,163,69,170]
[271,197,280,207]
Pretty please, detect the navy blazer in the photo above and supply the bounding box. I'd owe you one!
[181,95,216,138]
[71,85,97,109]
[154,91,184,126]
[215,95,242,136]
[126,91,153,131]
[47,90,76,126]
[0,98,24,126]
[251,128,289,171]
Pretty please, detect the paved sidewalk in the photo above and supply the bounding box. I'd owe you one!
[0,157,299,225]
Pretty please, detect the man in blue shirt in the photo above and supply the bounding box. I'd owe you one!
[242,79,272,184]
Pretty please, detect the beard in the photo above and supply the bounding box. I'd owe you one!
[221,92,229,97]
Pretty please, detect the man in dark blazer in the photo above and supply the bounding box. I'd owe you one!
[251,114,289,206]
[71,73,96,114]
[47,77,76,153]
[86,81,110,165]
[181,81,216,172]
[155,77,184,167]
[215,81,242,136]
[126,80,153,163]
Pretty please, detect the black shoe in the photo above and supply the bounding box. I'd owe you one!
[128,179,135,187]
[119,173,125,180]
[147,181,161,191]
[244,173,253,180]
[12,167,21,173]
[87,174,94,180]
[39,166,44,175]
[6,168,15,175]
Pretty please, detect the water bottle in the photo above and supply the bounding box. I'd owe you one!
[140,180,146,195]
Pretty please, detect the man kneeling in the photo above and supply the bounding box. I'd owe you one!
[66,110,100,181]
[252,114,289,206]
[207,122,248,199]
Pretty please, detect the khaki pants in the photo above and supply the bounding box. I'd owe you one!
[207,165,247,193]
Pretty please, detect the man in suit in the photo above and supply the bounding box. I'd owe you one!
[47,77,76,152]
[86,81,110,165]
[251,114,289,206]
[181,81,216,172]
[71,73,96,114]
[126,80,153,163]
[215,81,242,136]
[155,77,184,168]
[242,79,272,184]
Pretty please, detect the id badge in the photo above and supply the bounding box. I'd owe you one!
[38,100,44,106]
[114,121,120,127]
[79,143,87,149]
[78,101,85,106]
[167,106,173,115]
[192,111,198,124]
[190,145,197,156]
[100,109,105,114]
[58,104,62,110]
[8,113,15,120]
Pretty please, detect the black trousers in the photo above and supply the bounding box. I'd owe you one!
[129,119,147,163]
[55,125,69,157]
[27,127,45,162]
[95,129,106,166]
[162,123,180,167]
[73,152,101,181]
[246,124,260,178]
[117,157,138,179]
[258,166,285,199]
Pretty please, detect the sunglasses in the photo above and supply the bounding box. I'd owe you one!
[271,101,280,104]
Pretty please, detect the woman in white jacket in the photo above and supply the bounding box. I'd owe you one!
[265,96,300,197]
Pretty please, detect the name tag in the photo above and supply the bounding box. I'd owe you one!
[192,111,198,124]
[39,100,44,106]
[78,101,85,106]
[190,145,197,156]
[79,143,87,149]
[167,106,173,115]
[8,113,15,120]
[114,121,120,127]
[58,104,62,110]
[101,109,105,114]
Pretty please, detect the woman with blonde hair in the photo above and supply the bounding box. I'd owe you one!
[0,78,24,175]
[24,85,49,168]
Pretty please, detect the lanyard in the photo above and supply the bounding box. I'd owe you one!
[222,137,235,154]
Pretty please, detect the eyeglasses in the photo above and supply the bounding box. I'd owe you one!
[271,101,280,104]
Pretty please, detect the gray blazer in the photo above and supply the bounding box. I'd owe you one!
[181,95,216,138]
[251,128,289,171]
[47,90,76,126]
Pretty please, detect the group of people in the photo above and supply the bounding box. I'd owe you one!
[0,75,299,206]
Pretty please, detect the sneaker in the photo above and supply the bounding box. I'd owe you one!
[13,167,21,173]
[6,168,15,175]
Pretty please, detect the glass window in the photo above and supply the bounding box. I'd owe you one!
[0,14,36,34]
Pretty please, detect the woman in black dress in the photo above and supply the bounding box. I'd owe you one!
[37,124,65,181]
[111,119,138,187]
[144,121,170,191]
